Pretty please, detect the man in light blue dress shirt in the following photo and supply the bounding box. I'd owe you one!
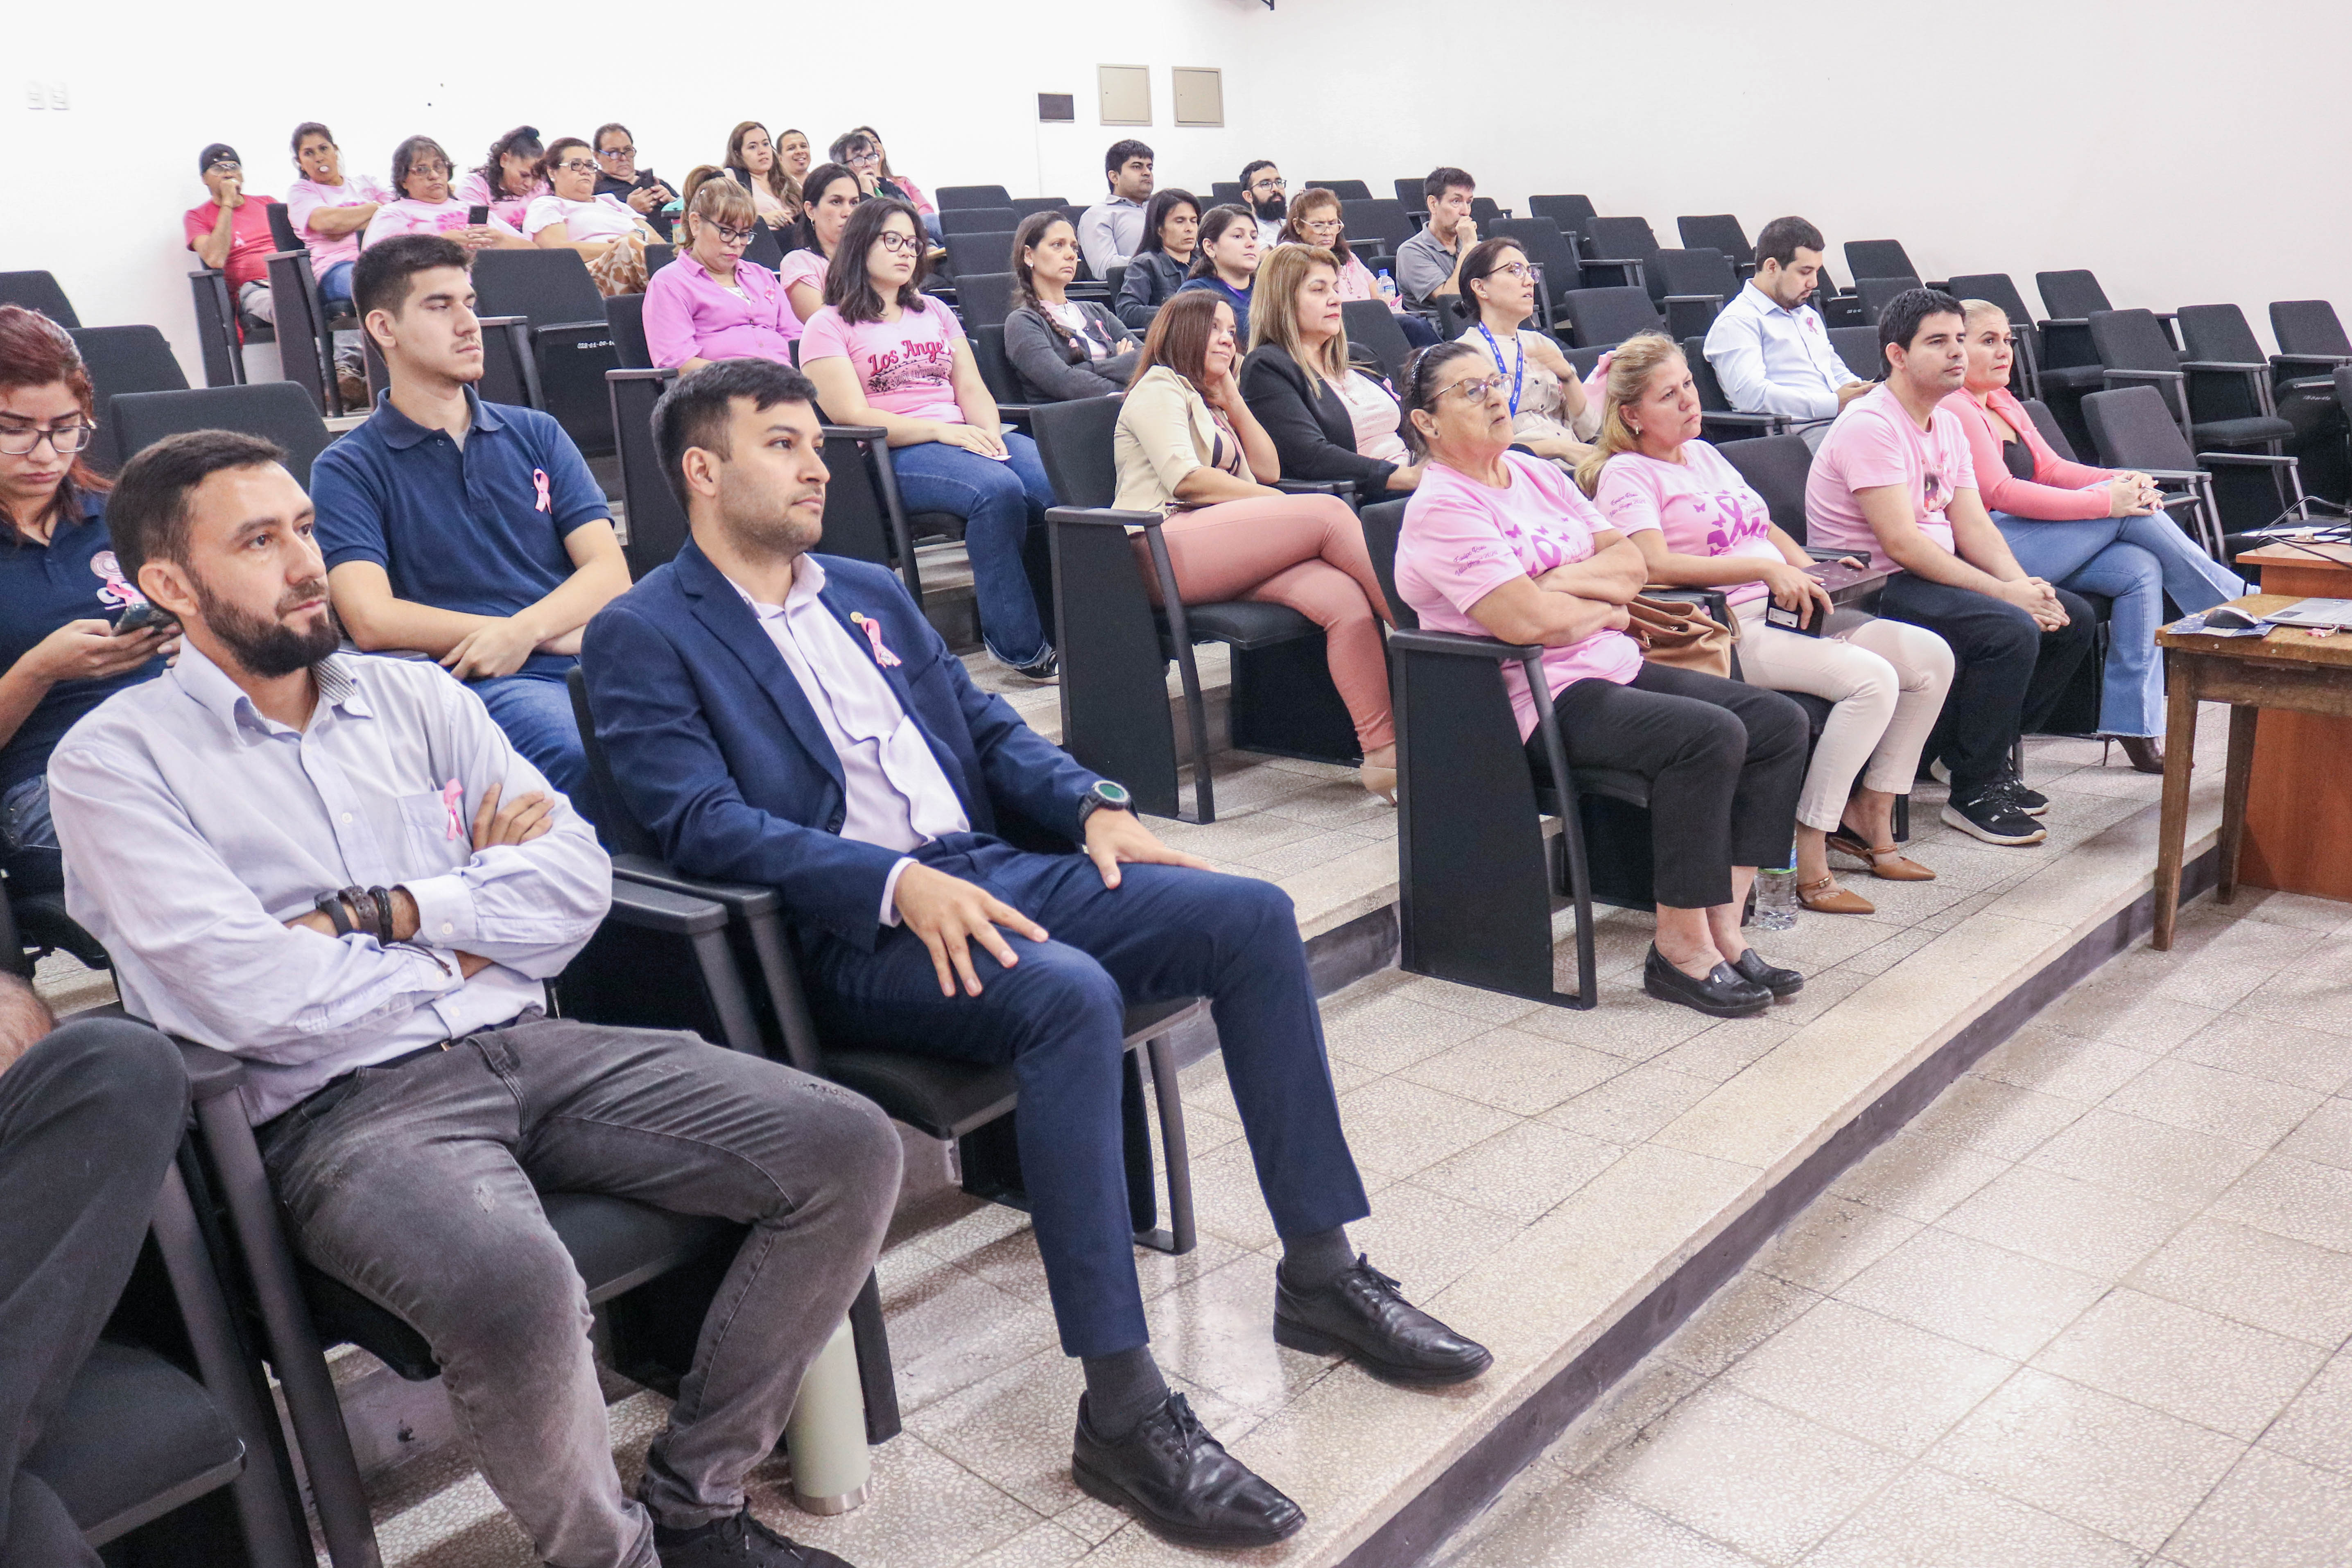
[50,430,898,1568]
[1702,215,1875,448]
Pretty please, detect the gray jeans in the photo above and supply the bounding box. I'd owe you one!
[256,1019,901,1568]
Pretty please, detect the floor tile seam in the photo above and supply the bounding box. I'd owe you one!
[1896,1456,2175,1561]
[1920,1186,2204,1287]
[1825,1250,2107,1366]
[1972,1353,2278,1458]
[1757,1289,2034,1394]
[2137,1438,2271,1568]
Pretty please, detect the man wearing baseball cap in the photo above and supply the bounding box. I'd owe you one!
[183,144,283,330]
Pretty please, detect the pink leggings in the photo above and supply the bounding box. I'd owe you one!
[1135,493,1395,753]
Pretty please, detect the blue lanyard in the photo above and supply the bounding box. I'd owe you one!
[1476,322,1525,416]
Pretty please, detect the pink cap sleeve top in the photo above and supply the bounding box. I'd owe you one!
[643,258,799,369]
[797,301,967,423]
[776,249,831,319]
[287,175,390,269]
[1940,386,2114,521]
[1397,450,1644,740]
[1594,441,1782,605]
[1803,385,1979,573]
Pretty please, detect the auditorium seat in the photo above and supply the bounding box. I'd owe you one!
[110,383,332,488]
[0,269,79,326]
[1676,214,1753,277]
[66,324,188,475]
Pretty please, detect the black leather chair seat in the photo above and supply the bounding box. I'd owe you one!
[2038,364,2108,391]
[14,890,108,969]
[1171,600,1318,651]
[2192,414,2295,446]
[26,1339,243,1542]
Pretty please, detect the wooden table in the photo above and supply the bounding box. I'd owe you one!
[2153,582,2352,948]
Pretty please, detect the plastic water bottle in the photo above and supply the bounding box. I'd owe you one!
[1752,854,1798,932]
[1375,269,1398,304]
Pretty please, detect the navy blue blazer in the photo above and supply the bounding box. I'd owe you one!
[579,541,1101,950]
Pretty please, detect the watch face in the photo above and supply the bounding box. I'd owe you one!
[1098,781,1131,806]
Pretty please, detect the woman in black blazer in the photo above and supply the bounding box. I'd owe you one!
[1237,244,1423,497]
[1114,188,1201,331]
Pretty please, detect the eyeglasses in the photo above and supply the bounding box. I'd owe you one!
[873,231,921,254]
[1438,374,1508,405]
[1300,217,1342,231]
[1251,177,1286,192]
[0,422,95,458]
[554,159,598,174]
[409,161,452,178]
[1490,260,1531,280]
[206,159,242,174]
[597,144,635,159]
[707,222,756,246]
[848,152,880,165]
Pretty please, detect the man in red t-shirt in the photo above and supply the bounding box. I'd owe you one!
[182,143,280,329]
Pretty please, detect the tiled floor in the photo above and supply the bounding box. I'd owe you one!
[1434,885,2352,1568]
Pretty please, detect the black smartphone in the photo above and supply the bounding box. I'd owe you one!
[111,601,177,637]
[1764,599,1821,637]
[467,205,490,226]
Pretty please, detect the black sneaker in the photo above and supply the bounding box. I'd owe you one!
[1993,774,2049,816]
[1009,649,1060,682]
[654,1508,853,1567]
[1941,788,2048,846]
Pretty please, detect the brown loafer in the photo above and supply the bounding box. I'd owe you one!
[1796,875,1874,914]
[1825,828,1937,881]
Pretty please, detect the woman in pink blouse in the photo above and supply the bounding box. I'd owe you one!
[1944,300,2243,771]
[1395,340,1809,1018]
[642,179,800,373]
[1583,335,1953,912]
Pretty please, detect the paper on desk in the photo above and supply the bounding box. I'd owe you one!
[2170,612,2273,638]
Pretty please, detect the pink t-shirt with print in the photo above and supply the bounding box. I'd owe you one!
[1594,441,1780,606]
[288,175,391,269]
[1397,450,1644,740]
[798,301,967,423]
[1805,384,1977,573]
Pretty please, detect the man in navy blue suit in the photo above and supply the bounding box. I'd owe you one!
[581,360,1490,1550]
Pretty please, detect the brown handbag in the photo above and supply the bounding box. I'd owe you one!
[1623,593,1736,679]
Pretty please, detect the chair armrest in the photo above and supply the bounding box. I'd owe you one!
[1274,478,1354,496]
[535,318,608,339]
[1046,505,1164,530]
[2278,375,2338,395]
[2195,451,2302,468]
[1066,283,1110,302]
[610,853,780,917]
[608,854,825,1077]
[2102,367,2184,383]
[821,423,889,443]
[2137,468,2212,483]
[994,403,1039,426]
[2181,360,2270,375]
[1663,294,1721,307]
[1701,410,1789,430]
[604,875,731,938]
[174,1039,249,1106]
[1388,628,1542,661]
[2272,352,2352,370]
[2039,317,2090,330]
[1802,547,1862,563]
[607,367,678,385]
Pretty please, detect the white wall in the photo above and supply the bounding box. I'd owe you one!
[11,0,2346,383]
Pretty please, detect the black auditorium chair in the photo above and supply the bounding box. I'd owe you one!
[1009,196,1070,220]
[1651,248,1739,338]
[1528,195,1599,240]
[1341,199,1418,262]
[1558,286,1664,349]
[645,242,675,276]
[1469,196,1506,226]
[563,666,1209,1261]
[2082,384,2305,560]
[742,225,785,272]
[943,230,1018,282]
[470,249,622,458]
[816,426,938,600]
[0,269,78,325]
[607,367,682,577]
[2270,299,2352,374]
[188,268,262,389]
[2036,267,2177,427]
[606,292,652,370]
[1342,300,1415,389]
[1681,336,1789,442]
[172,871,900,1568]
[110,384,332,487]
[1677,215,1754,277]
[66,325,188,475]
[1828,324,1884,384]
[2090,306,2299,528]
[1944,273,2070,404]
[1842,239,1925,290]
[2222,302,2350,500]
[955,271,1017,330]
[363,311,539,411]
[262,201,360,418]
[1309,179,1372,201]
[934,183,1011,210]
[970,324,1041,428]
[1852,276,1916,326]
[939,206,1018,237]
[1210,182,1244,205]
[1582,216,1661,299]
[1031,394,1359,824]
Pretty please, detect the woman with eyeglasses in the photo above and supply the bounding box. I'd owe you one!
[0,309,179,894]
[724,122,797,229]
[1395,339,1809,1017]
[779,162,862,328]
[1455,238,1599,472]
[525,137,665,296]
[1174,205,1260,344]
[455,126,548,232]
[851,126,933,225]
[800,199,1062,679]
[1115,188,1200,331]
[1115,290,1399,801]
[642,181,801,374]
[831,131,937,242]
[1003,213,1140,402]
[1279,189,1439,349]
[361,136,529,250]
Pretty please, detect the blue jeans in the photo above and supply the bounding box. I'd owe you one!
[471,667,588,806]
[317,258,355,312]
[1994,511,2246,737]
[0,776,59,894]
[889,434,1056,666]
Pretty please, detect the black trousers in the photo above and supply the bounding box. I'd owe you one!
[0,1019,188,1565]
[1529,662,1810,908]
[1874,574,2096,797]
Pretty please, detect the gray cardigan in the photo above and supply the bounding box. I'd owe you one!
[1004,301,1140,402]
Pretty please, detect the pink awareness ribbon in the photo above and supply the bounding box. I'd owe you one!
[441,778,466,841]
[850,612,902,667]
[532,468,552,513]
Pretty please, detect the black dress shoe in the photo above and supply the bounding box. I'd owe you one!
[1072,1392,1304,1549]
[655,1508,853,1567]
[1274,1254,1493,1384]
[1728,948,1804,998]
[1643,944,1771,1018]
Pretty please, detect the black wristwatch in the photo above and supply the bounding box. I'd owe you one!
[1075,779,1132,833]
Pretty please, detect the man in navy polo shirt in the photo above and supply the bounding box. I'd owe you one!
[311,235,629,800]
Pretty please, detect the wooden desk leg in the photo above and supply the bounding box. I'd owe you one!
[2153,661,2198,951]
[2219,703,2258,905]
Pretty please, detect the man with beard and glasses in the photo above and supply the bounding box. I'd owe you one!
[310,234,631,803]
[1239,158,1287,251]
[49,430,902,1568]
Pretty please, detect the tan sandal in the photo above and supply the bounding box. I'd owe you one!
[1825,828,1936,881]
[1797,874,1875,914]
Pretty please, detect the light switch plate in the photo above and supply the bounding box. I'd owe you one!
[25,81,45,110]
[47,81,68,110]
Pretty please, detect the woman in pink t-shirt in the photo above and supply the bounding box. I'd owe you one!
[1395,341,1809,1018]
[799,199,1059,678]
[360,136,528,252]
[779,164,859,331]
[1583,335,1955,914]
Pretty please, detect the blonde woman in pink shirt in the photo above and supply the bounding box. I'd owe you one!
[1943,299,2243,772]
[1583,334,1954,913]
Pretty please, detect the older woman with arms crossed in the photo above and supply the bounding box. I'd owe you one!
[1115,188,1200,331]
[643,179,800,376]
[1117,290,1399,801]
[1584,335,1954,910]
[1239,245,1421,497]
[1396,340,1808,1016]
[1943,299,2244,773]
[1456,239,1599,471]
[1003,212,1140,402]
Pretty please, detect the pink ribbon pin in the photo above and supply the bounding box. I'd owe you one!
[441,778,466,841]
[532,468,552,513]
[850,612,902,668]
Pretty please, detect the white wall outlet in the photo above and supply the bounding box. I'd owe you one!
[24,81,45,110]
[47,81,68,110]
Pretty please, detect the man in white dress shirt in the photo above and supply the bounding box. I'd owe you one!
[52,429,897,1568]
[1703,215,1875,447]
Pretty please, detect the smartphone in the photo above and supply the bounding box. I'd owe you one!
[1764,599,1821,637]
[111,601,177,637]
[467,205,490,226]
